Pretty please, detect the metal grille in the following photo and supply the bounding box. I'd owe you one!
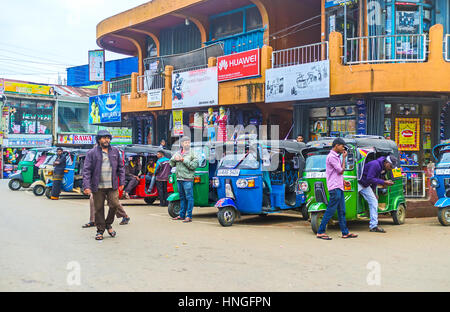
[109,77,131,94]
[173,64,209,74]
[137,73,165,93]
[344,34,427,65]
[403,170,426,198]
[445,34,450,62]
[272,42,329,69]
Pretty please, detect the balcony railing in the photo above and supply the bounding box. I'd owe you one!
[205,28,265,55]
[137,73,165,93]
[344,34,427,65]
[403,170,427,198]
[445,34,450,62]
[272,42,329,69]
[173,64,209,74]
[109,77,131,95]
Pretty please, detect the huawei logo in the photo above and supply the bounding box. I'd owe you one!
[218,59,228,71]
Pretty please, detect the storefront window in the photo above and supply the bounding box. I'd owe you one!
[9,99,53,135]
[309,105,357,141]
[58,101,97,134]
[211,11,244,40]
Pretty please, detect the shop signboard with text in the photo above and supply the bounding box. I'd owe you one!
[395,118,420,151]
[172,110,184,137]
[147,89,163,108]
[172,67,218,109]
[265,60,330,103]
[98,127,132,145]
[89,50,105,82]
[89,92,122,124]
[4,134,52,148]
[57,134,95,145]
[217,48,260,82]
[3,81,53,96]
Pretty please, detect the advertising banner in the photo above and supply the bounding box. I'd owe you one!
[89,92,121,124]
[58,134,96,145]
[172,67,218,109]
[0,78,4,94]
[217,48,260,82]
[89,50,105,82]
[3,81,52,96]
[4,134,52,148]
[172,110,184,137]
[98,127,133,145]
[325,0,357,8]
[265,60,330,103]
[395,118,420,151]
[147,89,163,108]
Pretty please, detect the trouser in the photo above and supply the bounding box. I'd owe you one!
[146,175,156,193]
[51,174,64,199]
[125,177,139,194]
[89,193,128,223]
[178,180,194,219]
[358,183,379,229]
[93,189,121,233]
[318,189,349,235]
[156,180,168,206]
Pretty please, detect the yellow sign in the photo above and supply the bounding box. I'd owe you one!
[392,168,402,179]
[4,81,52,95]
[173,110,184,136]
[395,118,420,151]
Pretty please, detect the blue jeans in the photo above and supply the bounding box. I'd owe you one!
[318,189,349,235]
[358,183,379,229]
[178,181,194,219]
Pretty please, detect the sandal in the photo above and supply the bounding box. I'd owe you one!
[120,217,130,225]
[82,222,95,228]
[95,233,103,241]
[316,234,332,240]
[342,233,358,239]
[183,218,192,223]
[172,216,183,220]
[370,227,386,233]
[107,229,117,238]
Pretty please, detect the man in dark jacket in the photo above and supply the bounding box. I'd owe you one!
[358,155,398,233]
[123,156,142,199]
[83,130,125,241]
[50,147,67,200]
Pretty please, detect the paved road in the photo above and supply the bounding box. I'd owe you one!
[1,180,449,292]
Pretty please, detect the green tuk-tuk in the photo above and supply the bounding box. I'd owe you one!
[167,141,222,218]
[299,135,406,233]
[8,147,55,191]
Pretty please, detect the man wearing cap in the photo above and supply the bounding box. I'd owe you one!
[83,130,125,241]
[358,155,397,233]
[154,150,171,206]
[50,147,67,200]
[169,137,198,222]
[317,138,358,240]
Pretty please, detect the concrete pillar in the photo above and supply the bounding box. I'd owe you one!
[164,65,174,110]
[131,72,138,99]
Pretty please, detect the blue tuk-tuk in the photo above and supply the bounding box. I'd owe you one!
[213,140,307,226]
[45,149,88,199]
[430,140,450,226]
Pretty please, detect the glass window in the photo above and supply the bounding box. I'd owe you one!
[246,6,263,32]
[218,152,259,170]
[58,102,97,133]
[36,102,53,134]
[329,105,356,117]
[305,153,328,171]
[211,11,244,40]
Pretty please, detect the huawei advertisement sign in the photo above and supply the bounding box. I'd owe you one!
[217,48,260,82]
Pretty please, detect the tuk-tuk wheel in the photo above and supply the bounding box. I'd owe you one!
[301,205,309,221]
[168,201,181,218]
[8,179,22,191]
[437,207,450,226]
[33,185,46,197]
[391,204,406,225]
[144,197,157,205]
[45,188,52,199]
[217,207,236,227]
[311,212,325,234]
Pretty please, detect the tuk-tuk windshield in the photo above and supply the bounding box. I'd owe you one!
[191,146,208,168]
[23,151,37,162]
[437,151,450,168]
[304,152,328,172]
[42,154,57,166]
[218,152,260,170]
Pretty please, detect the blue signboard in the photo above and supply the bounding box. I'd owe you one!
[325,0,357,8]
[89,92,122,124]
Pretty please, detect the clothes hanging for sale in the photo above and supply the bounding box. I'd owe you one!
[217,114,228,142]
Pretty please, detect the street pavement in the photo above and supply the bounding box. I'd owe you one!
[1,180,449,292]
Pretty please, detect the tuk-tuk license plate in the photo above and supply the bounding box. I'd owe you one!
[436,169,450,175]
[305,172,326,179]
[217,169,241,177]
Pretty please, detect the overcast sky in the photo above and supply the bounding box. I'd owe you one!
[0,0,148,85]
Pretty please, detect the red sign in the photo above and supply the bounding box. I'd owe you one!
[217,49,260,82]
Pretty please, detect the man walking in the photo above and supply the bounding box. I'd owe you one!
[50,147,66,200]
[170,137,198,222]
[154,150,171,206]
[82,194,131,228]
[359,155,398,233]
[317,138,358,240]
[83,130,125,241]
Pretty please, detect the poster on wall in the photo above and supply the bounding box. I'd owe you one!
[395,118,420,151]
[98,127,132,145]
[3,81,52,95]
[325,0,357,8]
[265,60,330,103]
[217,48,260,82]
[172,110,184,136]
[172,67,218,109]
[89,50,105,82]
[357,100,367,135]
[147,89,163,108]
[89,92,121,124]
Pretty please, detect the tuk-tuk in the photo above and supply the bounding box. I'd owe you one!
[120,145,174,205]
[213,140,307,227]
[31,151,58,196]
[167,141,221,218]
[8,148,55,191]
[430,140,450,226]
[45,149,88,199]
[300,135,406,233]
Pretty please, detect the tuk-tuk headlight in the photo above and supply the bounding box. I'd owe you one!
[21,167,28,172]
[300,181,309,192]
[431,178,439,188]
[236,179,248,189]
[225,182,235,199]
[212,177,220,188]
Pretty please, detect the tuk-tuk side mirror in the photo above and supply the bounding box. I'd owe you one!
[346,152,355,170]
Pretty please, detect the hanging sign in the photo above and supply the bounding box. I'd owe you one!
[172,110,184,136]
[147,89,163,108]
[89,50,105,82]
[89,92,122,124]
[395,118,420,151]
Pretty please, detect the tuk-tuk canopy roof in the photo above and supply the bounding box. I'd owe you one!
[124,145,173,157]
[432,141,450,161]
[258,140,306,154]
